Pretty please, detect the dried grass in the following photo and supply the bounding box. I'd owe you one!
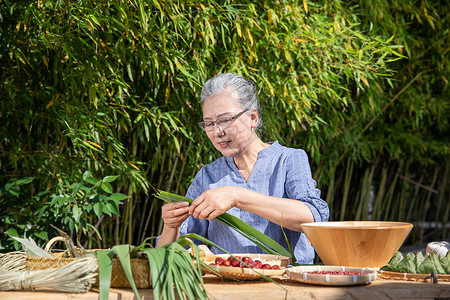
[0,251,26,272]
[0,255,98,293]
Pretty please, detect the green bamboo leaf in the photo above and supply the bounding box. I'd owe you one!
[155,190,292,258]
[95,250,113,300]
[112,245,141,300]
[142,248,164,299]
[14,177,34,186]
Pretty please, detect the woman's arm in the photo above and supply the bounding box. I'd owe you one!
[189,187,314,232]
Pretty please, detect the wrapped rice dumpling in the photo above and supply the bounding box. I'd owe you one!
[414,251,424,267]
[417,253,445,274]
[381,251,403,271]
[396,254,416,273]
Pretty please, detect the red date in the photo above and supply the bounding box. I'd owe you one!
[307,271,365,276]
[210,256,280,270]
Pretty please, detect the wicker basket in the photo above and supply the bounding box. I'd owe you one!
[91,255,151,289]
[25,237,82,271]
[378,270,450,282]
[201,253,290,280]
[25,238,152,289]
[204,264,286,280]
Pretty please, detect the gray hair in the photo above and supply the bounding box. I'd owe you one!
[200,73,262,131]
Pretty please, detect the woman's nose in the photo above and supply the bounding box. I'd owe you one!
[214,124,225,136]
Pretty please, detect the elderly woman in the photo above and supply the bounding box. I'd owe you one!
[157,73,329,264]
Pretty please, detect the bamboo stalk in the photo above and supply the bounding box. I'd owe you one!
[384,160,402,221]
[405,175,422,222]
[373,164,388,220]
[397,161,411,222]
[339,158,354,221]
[439,162,450,239]
[325,169,335,220]
[419,168,439,242]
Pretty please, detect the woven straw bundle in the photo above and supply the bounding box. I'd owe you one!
[1,236,153,291]
[0,254,97,293]
[25,250,151,289]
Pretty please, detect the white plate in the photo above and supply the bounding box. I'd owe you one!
[286,265,377,286]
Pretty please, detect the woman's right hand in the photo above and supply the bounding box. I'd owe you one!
[161,202,191,228]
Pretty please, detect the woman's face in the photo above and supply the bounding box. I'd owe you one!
[202,88,257,157]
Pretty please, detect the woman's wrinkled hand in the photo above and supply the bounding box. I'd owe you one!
[189,186,245,220]
[161,202,191,228]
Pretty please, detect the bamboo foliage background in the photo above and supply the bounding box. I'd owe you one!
[0,0,448,250]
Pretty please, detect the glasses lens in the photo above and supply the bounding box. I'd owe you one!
[216,118,232,129]
[199,121,214,131]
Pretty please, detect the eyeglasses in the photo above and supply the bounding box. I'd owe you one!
[198,109,249,131]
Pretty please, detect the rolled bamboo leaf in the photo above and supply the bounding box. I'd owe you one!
[155,190,293,259]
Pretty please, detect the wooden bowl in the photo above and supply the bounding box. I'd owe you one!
[300,221,413,268]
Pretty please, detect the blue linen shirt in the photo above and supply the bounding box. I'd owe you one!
[179,141,329,264]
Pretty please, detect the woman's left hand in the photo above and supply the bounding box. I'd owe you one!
[189,186,245,220]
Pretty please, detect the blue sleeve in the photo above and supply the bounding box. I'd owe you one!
[284,149,329,222]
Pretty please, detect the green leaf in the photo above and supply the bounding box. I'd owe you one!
[101,182,113,194]
[9,236,52,257]
[106,201,119,215]
[82,171,92,181]
[386,34,395,43]
[85,177,100,186]
[102,175,120,183]
[8,185,20,197]
[93,202,103,218]
[108,193,129,201]
[73,204,81,223]
[14,177,34,186]
[102,203,112,216]
[4,228,18,237]
[112,245,141,300]
[155,190,292,258]
[95,250,113,300]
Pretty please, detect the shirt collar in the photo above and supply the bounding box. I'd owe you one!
[224,141,281,164]
[257,141,280,158]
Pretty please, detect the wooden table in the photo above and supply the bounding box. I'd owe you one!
[1,275,449,300]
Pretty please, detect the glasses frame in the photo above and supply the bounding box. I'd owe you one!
[198,109,249,131]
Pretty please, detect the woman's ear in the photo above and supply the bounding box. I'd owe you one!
[250,109,258,129]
